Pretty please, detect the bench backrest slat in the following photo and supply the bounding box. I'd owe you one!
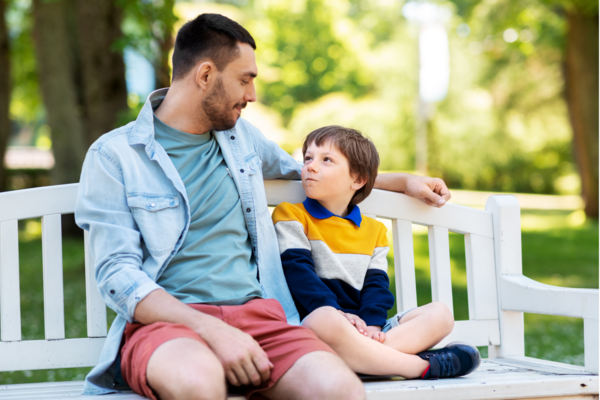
[391,219,418,311]
[42,214,66,340]
[0,184,79,223]
[0,219,21,342]
[465,234,498,320]
[84,230,108,338]
[428,225,454,316]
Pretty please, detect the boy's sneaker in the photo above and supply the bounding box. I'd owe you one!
[417,342,481,379]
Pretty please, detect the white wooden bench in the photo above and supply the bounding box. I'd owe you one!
[0,181,597,400]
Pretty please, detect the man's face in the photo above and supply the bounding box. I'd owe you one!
[201,43,258,131]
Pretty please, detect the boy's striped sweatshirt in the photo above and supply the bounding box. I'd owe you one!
[272,198,395,327]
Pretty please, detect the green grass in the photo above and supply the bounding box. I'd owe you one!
[0,210,597,385]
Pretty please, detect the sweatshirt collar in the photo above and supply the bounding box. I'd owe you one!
[302,197,362,227]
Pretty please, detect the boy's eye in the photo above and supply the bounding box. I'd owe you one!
[304,156,312,161]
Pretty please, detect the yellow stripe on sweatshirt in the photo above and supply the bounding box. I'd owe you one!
[272,202,388,256]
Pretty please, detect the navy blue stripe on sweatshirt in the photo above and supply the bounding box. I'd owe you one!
[282,249,395,326]
[281,248,341,318]
[358,269,396,326]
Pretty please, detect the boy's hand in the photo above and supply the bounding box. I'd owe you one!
[367,326,386,343]
[337,310,368,336]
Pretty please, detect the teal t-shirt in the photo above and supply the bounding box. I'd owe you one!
[153,115,262,305]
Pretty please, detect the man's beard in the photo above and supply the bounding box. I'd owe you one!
[201,77,246,132]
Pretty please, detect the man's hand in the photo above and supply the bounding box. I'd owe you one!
[338,310,368,336]
[134,290,272,387]
[366,326,386,343]
[202,319,274,386]
[404,175,450,207]
[374,173,451,207]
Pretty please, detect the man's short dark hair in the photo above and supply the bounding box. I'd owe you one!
[172,13,256,81]
[303,126,380,208]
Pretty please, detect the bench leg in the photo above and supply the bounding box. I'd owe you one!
[584,318,599,374]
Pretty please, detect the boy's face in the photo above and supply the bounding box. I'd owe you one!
[302,141,365,205]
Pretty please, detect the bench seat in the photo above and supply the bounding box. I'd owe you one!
[0,359,597,400]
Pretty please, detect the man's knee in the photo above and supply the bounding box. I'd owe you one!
[147,338,226,400]
[174,372,227,400]
[306,353,365,400]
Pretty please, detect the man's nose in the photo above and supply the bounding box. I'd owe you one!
[245,82,257,103]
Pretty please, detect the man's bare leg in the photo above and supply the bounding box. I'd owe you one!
[146,338,227,400]
[261,351,365,400]
[302,308,429,378]
[383,302,454,354]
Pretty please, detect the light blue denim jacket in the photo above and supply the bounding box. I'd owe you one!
[75,89,301,395]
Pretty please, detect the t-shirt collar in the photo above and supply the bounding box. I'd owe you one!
[302,197,362,227]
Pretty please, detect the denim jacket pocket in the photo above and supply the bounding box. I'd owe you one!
[244,153,268,213]
[126,194,184,256]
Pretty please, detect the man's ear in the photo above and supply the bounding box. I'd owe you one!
[194,61,216,91]
[351,175,367,191]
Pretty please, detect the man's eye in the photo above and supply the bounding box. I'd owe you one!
[242,80,249,85]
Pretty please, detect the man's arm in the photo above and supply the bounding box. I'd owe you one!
[242,119,302,180]
[374,173,451,207]
[75,149,162,320]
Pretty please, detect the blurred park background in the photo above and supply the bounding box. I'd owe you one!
[0,0,598,386]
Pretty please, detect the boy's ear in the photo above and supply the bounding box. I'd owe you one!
[351,175,367,191]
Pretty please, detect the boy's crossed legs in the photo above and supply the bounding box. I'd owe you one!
[302,302,462,379]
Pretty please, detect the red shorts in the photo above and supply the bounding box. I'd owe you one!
[120,298,334,399]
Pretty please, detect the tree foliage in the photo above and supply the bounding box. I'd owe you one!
[0,0,10,192]
[447,0,598,215]
[117,0,178,88]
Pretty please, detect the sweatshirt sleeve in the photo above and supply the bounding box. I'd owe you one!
[358,224,395,327]
[273,204,341,314]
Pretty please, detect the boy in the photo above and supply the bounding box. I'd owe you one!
[272,125,481,379]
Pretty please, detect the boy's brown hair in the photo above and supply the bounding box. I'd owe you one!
[302,125,379,208]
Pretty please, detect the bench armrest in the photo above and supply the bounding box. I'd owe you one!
[499,274,599,374]
[500,274,599,320]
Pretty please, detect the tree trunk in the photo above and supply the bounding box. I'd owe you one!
[155,0,176,89]
[32,0,87,186]
[76,0,128,145]
[0,0,9,192]
[565,11,599,218]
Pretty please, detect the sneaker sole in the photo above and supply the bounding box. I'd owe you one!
[446,341,482,376]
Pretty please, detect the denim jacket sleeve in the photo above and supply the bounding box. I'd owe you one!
[75,148,163,322]
[241,119,302,180]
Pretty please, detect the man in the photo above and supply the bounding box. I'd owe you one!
[76,13,451,400]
